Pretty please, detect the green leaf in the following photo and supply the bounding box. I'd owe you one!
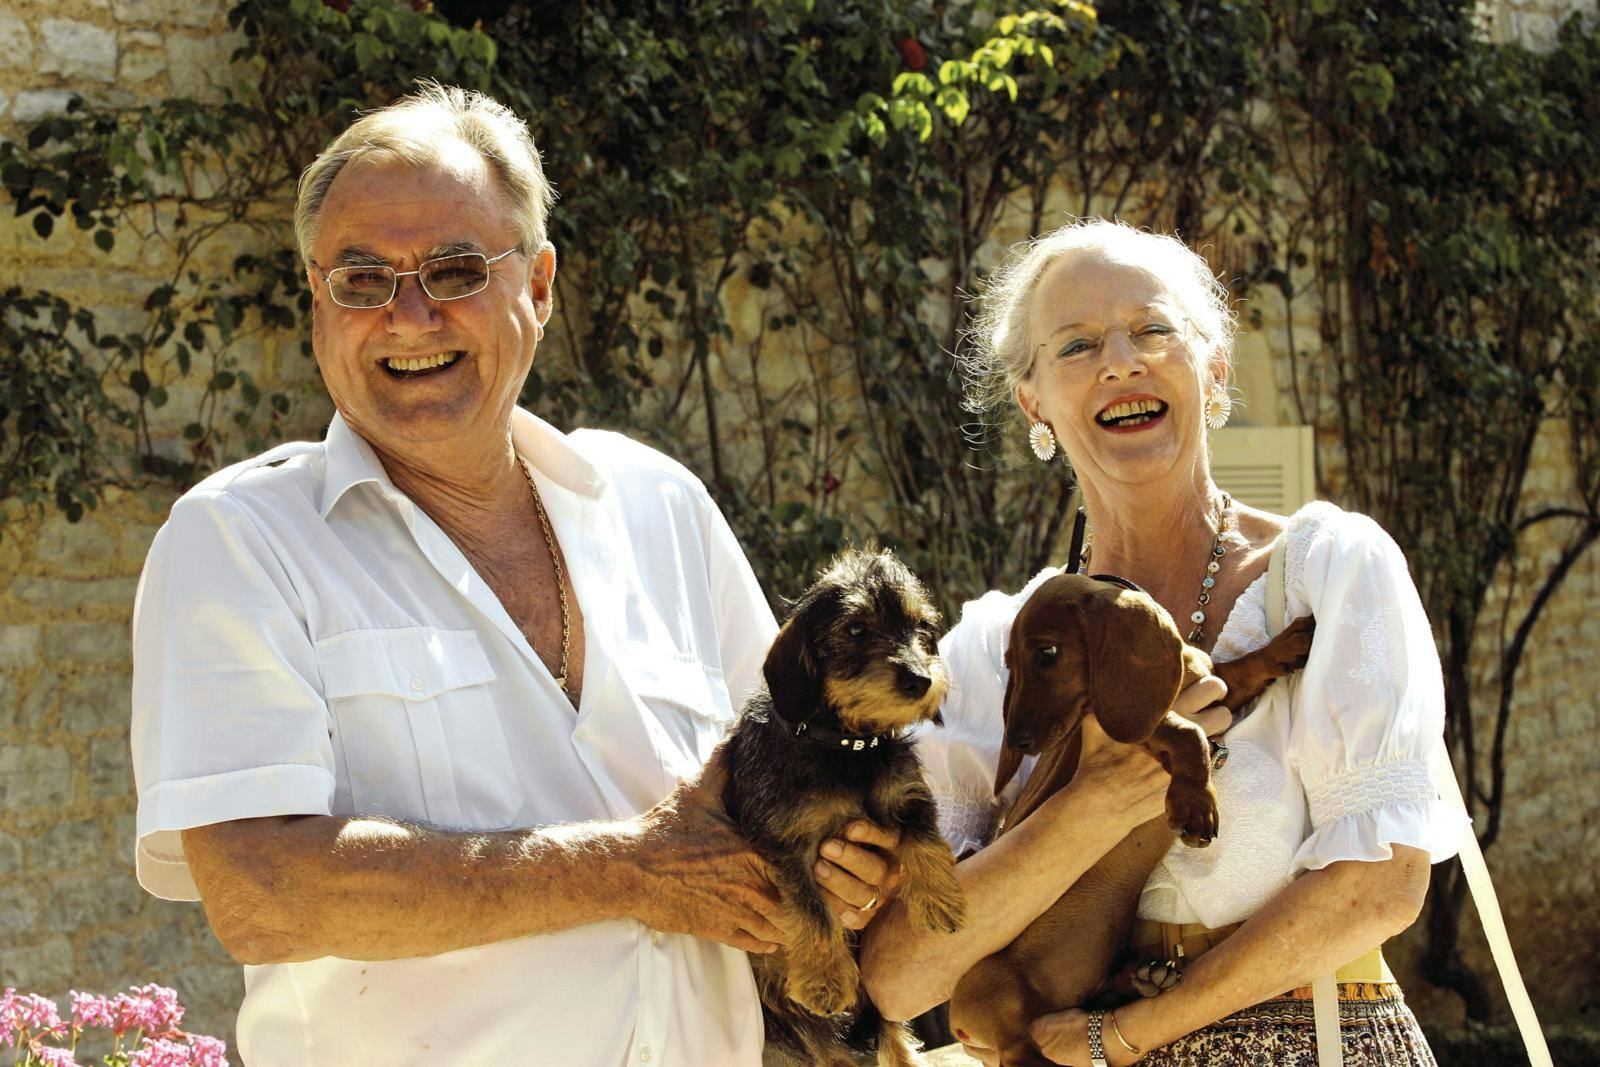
[93,229,114,252]
[32,213,53,239]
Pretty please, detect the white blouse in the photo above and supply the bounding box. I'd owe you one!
[917,502,1467,929]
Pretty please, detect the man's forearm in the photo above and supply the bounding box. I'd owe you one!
[185,813,648,964]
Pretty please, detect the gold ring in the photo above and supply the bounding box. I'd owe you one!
[862,893,880,911]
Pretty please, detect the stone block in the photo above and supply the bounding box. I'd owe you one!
[0,88,7,117]
[25,818,105,875]
[0,745,73,811]
[0,883,42,933]
[80,927,135,975]
[0,831,22,876]
[90,735,134,797]
[164,30,245,101]
[0,625,42,668]
[62,672,132,735]
[35,515,119,577]
[9,576,139,609]
[10,89,76,125]
[135,909,217,976]
[0,934,75,989]
[22,670,61,725]
[44,623,130,665]
[38,19,118,84]
[119,522,161,567]
[0,674,15,728]
[44,873,146,933]
[114,0,222,28]
[119,28,165,82]
[0,11,34,71]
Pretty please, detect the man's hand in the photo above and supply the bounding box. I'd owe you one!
[625,750,788,954]
[816,820,902,930]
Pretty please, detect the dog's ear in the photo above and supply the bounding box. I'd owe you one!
[994,659,1023,796]
[763,598,824,726]
[1086,590,1185,743]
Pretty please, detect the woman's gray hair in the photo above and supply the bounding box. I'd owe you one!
[294,81,556,267]
[961,218,1237,418]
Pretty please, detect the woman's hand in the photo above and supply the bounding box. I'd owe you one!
[1031,1008,1141,1067]
[1069,672,1227,825]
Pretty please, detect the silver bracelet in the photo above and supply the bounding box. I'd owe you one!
[1086,1009,1109,1067]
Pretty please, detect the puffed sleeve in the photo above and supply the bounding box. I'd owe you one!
[131,491,336,901]
[916,570,1059,857]
[1286,505,1468,871]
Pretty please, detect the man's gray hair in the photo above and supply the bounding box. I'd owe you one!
[294,81,556,267]
[961,218,1237,419]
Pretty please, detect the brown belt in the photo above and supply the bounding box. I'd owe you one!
[1131,918,1393,991]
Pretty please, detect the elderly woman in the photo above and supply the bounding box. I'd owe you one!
[859,219,1462,1065]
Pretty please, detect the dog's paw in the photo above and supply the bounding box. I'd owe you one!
[787,968,858,1018]
[909,884,966,934]
[1167,779,1219,847]
[1131,958,1183,998]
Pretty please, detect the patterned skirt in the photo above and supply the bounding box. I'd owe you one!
[1134,983,1437,1067]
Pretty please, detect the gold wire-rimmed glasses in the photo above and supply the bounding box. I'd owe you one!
[312,246,522,309]
[1038,317,1194,362]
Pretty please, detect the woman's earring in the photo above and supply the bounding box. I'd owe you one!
[1028,421,1058,461]
[1205,387,1233,431]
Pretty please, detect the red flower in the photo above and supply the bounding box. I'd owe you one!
[897,38,926,71]
[322,0,350,11]
[822,473,841,495]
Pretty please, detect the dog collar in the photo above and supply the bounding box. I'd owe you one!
[793,720,891,752]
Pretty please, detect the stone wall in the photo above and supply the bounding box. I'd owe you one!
[1,0,1597,1055]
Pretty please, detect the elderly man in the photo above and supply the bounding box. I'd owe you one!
[130,84,898,1066]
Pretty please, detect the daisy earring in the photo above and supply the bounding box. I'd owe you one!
[1205,386,1233,431]
[1028,421,1058,462]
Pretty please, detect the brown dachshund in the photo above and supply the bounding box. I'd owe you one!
[947,572,1316,1067]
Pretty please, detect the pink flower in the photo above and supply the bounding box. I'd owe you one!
[70,991,116,1030]
[1,988,18,1046]
[17,993,63,1034]
[30,1043,82,1067]
[112,984,182,1037]
[131,1037,194,1067]
[186,1033,230,1067]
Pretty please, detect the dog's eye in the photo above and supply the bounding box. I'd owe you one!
[847,623,865,638]
[1036,645,1059,667]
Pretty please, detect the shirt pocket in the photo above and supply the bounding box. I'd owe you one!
[622,647,740,784]
[316,627,523,831]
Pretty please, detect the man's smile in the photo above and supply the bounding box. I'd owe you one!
[379,350,467,379]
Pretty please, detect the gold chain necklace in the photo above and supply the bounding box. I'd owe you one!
[517,459,571,692]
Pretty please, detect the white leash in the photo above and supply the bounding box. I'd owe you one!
[1266,538,1551,1067]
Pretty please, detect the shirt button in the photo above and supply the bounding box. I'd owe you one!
[574,727,588,743]
[650,930,663,947]
[409,674,424,692]
[639,1046,652,1063]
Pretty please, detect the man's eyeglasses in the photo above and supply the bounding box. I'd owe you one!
[1039,317,1194,362]
[313,246,522,309]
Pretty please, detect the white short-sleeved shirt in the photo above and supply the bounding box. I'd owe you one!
[920,502,1468,929]
[131,408,778,1067]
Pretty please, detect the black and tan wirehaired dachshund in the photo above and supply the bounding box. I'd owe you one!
[720,547,966,1067]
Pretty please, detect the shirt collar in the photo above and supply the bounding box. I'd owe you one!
[319,407,608,518]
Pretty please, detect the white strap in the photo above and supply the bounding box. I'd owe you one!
[1432,754,1554,1067]
[1312,974,1342,1067]
[1272,539,1345,1067]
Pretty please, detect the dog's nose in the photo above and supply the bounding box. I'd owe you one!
[1007,729,1034,751]
[896,667,932,699]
